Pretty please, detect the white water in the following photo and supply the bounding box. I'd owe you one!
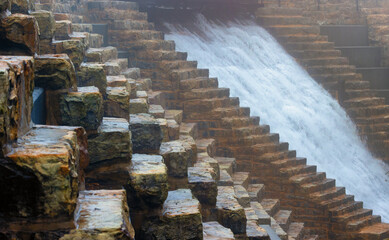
[165,15,389,221]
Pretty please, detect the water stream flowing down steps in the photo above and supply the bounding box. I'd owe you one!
[164,15,389,222]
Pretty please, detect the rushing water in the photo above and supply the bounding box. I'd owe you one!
[165,15,389,221]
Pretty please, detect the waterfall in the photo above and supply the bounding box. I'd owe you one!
[165,15,389,221]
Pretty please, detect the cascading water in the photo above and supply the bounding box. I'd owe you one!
[165,15,389,221]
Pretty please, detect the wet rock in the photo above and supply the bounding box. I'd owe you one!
[104,86,130,120]
[52,39,85,69]
[10,0,32,14]
[167,119,179,141]
[34,54,77,90]
[162,189,203,240]
[148,104,165,118]
[61,190,135,240]
[219,170,234,186]
[156,117,168,142]
[126,154,168,209]
[129,113,162,154]
[165,109,183,124]
[87,117,131,164]
[135,78,152,91]
[55,20,72,40]
[203,221,234,240]
[30,11,55,40]
[0,14,39,55]
[160,140,190,177]
[0,0,11,13]
[234,185,250,208]
[86,46,117,63]
[122,67,140,79]
[198,152,220,180]
[4,126,83,218]
[216,186,247,234]
[78,62,107,95]
[188,166,217,206]
[0,56,34,155]
[46,86,103,130]
[129,98,149,114]
[107,75,132,94]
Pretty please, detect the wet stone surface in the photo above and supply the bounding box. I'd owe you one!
[203,221,235,240]
[129,113,162,154]
[104,86,130,120]
[160,140,190,178]
[188,166,217,206]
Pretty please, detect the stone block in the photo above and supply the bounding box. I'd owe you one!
[234,185,250,208]
[86,46,117,63]
[219,170,233,186]
[165,109,183,124]
[129,113,162,154]
[89,33,104,48]
[46,86,103,131]
[3,126,84,218]
[0,0,11,13]
[122,67,140,79]
[88,117,131,164]
[55,20,72,40]
[216,186,247,234]
[203,221,234,240]
[160,140,190,177]
[104,87,130,120]
[34,54,77,90]
[148,104,165,118]
[0,14,39,55]
[135,78,152,91]
[156,118,168,142]
[167,119,179,141]
[188,166,217,206]
[126,154,168,209]
[180,135,197,166]
[70,32,90,49]
[61,190,135,240]
[78,62,107,95]
[30,10,55,40]
[52,39,85,69]
[129,98,149,114]
[107,75,132,94]
[0,57,34,153]
[10,0,32,14]
[162,189,203,240]
[198,152,220,180]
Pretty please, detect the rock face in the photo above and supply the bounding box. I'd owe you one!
[104,86,130,120]
[3,126,85,218]
[0,56,34,156]
[34,54,77,90]
[126,154,168,209]
[61,190,135,240]
[0,14,39,55]
[160,140,190,177]
[129,113,162,154]
[30,11,55,40]
[52,39,85,69]
[78,63,107,95]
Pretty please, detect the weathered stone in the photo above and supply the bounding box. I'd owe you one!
[0,14,39,55]
[107,75,131,94]
[72,23,93,33]
[55,20,72,40]
[10,0,32,14]
[105,87,130,120]
[234,185,250,208]
[122,67,140,79]
[179,135,197,166]
[162,189,203,240]
[61,190,135,240]
[156,118,168,142]
[167,119,179,141]
[129,98,149,114]
[70,32,90,49]
[126,154,168,208]
[160,140,190,177]
[188,166,217,206]
[216,186,247,234]
[38,39,53,54]
[86,46,117,63]
[3,126,83,218]
[52,39,85,69]
[34,54,76,90]
[0,57,34,154]
[30,11,55,40]
[148,104,165,118]
[89,33,103,48]
[87,117,131,164]
[78,62,107,95]
[135,78,152,91]
[219,170,234,186]
[165,109,183,124]
[0,0,11,13]
[129,113,162,154]
[198,152,220,180]
[46,86,103,130]
[203,221,234,240]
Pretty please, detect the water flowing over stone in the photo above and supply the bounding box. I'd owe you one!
[165,15,389,221]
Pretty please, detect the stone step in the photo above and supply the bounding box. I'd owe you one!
[268,25,320,35]
[347,105,389,118]
[160,140,193,178]
[333,208,373,223]
[307,65,355,75]
[216,186,247,234]
[320,194,355,209]
[129,39,175,51]
[245,221,271,239]
[303,235,319,240]
[218,133,280,146]
[261,199,280,216]
[250,202,272,225]
[165,109,183,124]
[159,60,198,71]
[247,184,266,202]
[130,98,149,114]
[219,170,234,186]
[270,157,307,169]
[289,172,326,186]
[290,49,341,59]
[109,30,164,47]
[183,97,239,113]
[277,34,328,43]
[148,104,165,118]
[300,178,336,194]
[90,33,104,48]
[196,152,220,179]
[188,166,217,206]
[111,19,153,30]
[237,142,288,156]
[122,68,141,79]
[343,97,386,108]
[256,7,303,16]
[221,116,260,128]
[329,201,364,218]
[346,216,382,232]
[310,187,346,202]
[216,157,237,176]
[85,46,118,63]
[185,106,250,121]
[274,210,292,232]
[180,122,198,139]
[279,165,317,178]
[136,50,186,61]
[365,130,389,140]
[180,77,219,90]
[355,114,389,125]
[126,154,168,208]
[162,189,203,239]
[232,172,250,189]
[345,89,376,99]
[287,222,304,240]
[299,57,349,66]
[86,1,139,11]
[171,68,209,81]
[286,41,334,51]
[196,138,216,157]
[270,217,288,240]
[203,221,234,240]
[258,15,311,25]
[180,88,230,100]
[62,190,135,239]
[258,151,297,163]
[234,185,251,207]
[312,73,361,83]
[130,113,162,154]
[344,80,370,90]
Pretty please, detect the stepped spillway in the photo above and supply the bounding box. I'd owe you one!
[165,15,389,221]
